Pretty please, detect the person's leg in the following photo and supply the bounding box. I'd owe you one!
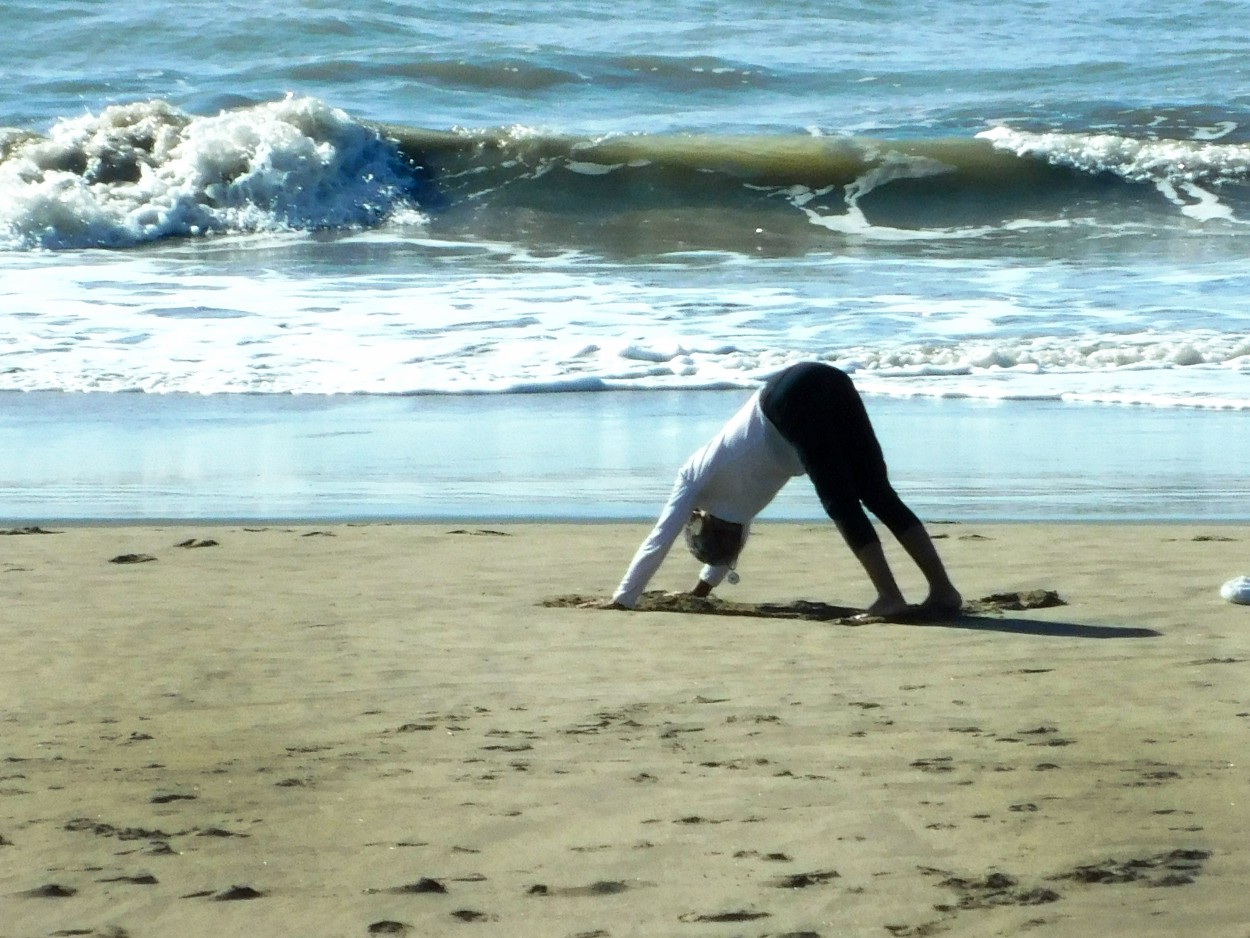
[843,509,959,616]
[765,363,960,615]
[890,522,962,613]
[846,410,961,613]
[850,537,909,616]
[763,364,910,613]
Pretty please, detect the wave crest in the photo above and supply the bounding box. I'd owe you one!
[8,101,1250,252]
[979,125,1250,221]
[0,97,426,249]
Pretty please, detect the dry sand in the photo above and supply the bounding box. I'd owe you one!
[1,521,1249,937]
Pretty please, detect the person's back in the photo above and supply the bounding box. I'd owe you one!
[679,390,805,524]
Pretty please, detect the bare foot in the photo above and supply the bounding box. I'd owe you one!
[866,595,909,618]
[919,589,963,618]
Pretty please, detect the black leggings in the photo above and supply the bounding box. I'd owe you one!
[760,363,919,551]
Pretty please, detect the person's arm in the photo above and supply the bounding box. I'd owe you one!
[612,468,700,608]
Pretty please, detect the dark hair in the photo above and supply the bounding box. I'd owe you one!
[683,510,744,566]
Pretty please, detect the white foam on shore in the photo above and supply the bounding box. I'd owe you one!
[2,225,1248,407]
[0,257,1245,406]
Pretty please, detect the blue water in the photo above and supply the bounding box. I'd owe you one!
[2,391,1247,522]
[1,1,1247,518]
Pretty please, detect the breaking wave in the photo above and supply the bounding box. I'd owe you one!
[5,97,1250,251]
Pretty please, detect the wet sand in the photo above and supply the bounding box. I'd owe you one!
[2,521,1249,937]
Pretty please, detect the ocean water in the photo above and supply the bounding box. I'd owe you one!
[2,1,1248,519]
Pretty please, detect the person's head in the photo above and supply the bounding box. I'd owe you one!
[683,510,745,567]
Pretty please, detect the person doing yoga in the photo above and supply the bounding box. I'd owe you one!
[612,361,961,617]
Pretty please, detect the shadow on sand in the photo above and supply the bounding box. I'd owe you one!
[542,589,1161,640]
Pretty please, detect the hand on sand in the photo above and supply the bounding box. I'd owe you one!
[576,598,627,610]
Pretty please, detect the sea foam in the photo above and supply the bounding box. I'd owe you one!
[0,97,424,250]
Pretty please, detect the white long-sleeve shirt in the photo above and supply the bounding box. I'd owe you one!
[612,390,805,608]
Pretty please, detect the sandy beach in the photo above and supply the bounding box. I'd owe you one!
[2,520,1248,937]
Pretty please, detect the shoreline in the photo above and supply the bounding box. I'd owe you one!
[8,515,1250,530]
[3,390,1250,524]
[2,520,1248,937]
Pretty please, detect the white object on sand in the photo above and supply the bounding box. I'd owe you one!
[1220,576,1250,604]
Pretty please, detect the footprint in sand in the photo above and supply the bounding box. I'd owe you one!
[365,920,410,935]
[527,880,632,897]
[97,873,159,885]
[22,883,77,898]
[368,922,410,935]
[384,878,447,895]
[768,870,841,888]
[678,910,771,923]
[1052,849,1210,887]
[212,884,266,901]
[150,791,196,804]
